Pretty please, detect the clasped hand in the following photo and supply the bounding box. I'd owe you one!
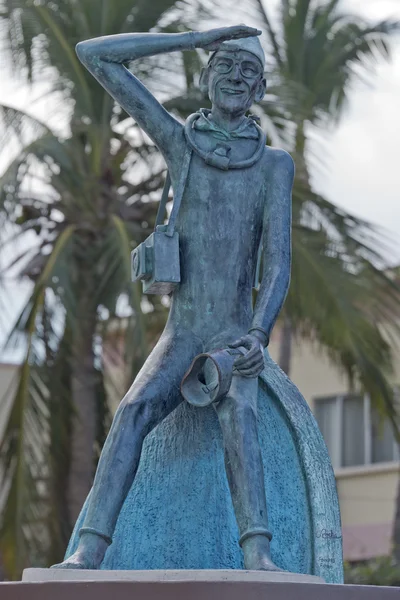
[229,334,265,378]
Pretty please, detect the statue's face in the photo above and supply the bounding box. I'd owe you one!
[207,49,265,116]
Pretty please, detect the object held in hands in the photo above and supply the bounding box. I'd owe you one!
[181,346,248,407]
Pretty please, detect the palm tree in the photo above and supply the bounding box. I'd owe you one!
[0,0,205,578]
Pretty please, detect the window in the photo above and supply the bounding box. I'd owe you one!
[314,394,399,469]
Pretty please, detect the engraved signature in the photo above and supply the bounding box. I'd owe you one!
[319,557,336,565]
[316,529,342,540]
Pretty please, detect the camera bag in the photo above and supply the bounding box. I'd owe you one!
[131,145,192,294]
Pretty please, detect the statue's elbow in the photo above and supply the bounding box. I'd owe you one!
[76,41,86,62]
[76,40,93,66]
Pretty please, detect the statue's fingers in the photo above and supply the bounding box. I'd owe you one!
[229,25,262,39]
[234,350,261,369]
[235,369,254,378]
[198,25,261,51]
[234,354,251,368]
[228,336,249,349]
[203,42,221,51]
[244,356,264,370]
[236,358,264,374]
[234,345,262,365]
[236,364,263,378]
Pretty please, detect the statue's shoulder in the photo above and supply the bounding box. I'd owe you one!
[263,146,295,184]
[264,146,294,168]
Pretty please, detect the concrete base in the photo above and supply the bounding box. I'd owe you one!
[22,568,323,584]
[1,576,400,600]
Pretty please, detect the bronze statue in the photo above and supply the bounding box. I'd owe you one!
[54,25,294,572]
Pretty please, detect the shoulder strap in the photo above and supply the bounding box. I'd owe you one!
[155,171,171,228]
[166,145,192,237]
[154,145,192,237]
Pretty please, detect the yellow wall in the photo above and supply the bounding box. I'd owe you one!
[268,326,400,410]
[337,464,399,527]
[268,333,349,410]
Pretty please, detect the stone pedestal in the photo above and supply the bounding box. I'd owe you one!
[0,570,399,600]
[22,568,324,584]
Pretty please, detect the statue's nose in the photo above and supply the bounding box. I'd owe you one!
[229,63,241,82]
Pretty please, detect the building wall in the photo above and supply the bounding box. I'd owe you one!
[337,464,399,561]
[268,331,349,410]
[268,328,400,562]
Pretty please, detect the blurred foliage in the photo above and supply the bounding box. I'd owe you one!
[345,557,400,587]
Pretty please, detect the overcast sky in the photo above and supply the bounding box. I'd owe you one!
[0,0,399,359]
[310,0,400,261]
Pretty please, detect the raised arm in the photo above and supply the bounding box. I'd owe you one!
[76,33,194,162]
[251,150,294,345]
[75,26,261,165]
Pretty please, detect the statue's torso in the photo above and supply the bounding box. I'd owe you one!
[167,129,272,342]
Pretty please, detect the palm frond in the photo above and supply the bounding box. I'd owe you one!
[253,0,284,67]
[288,222,400,428]
[110,215,147,360]
[0,103,51,151]
[0,289,46,578]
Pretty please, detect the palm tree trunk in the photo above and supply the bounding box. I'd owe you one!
[294,120,309,185]
[66,297,99,527]
[0,553,5,581]
[393,473,400,564]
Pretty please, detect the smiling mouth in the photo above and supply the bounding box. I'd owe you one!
[220,88,245,95]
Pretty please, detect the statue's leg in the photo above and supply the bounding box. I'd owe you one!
[214,375,282,571]
[53,329,202,569]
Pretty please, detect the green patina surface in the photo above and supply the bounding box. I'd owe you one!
[56,26,343,580]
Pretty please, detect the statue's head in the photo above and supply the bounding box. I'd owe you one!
[199,36,266,117]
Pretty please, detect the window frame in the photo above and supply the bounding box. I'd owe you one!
[314,393,399,470]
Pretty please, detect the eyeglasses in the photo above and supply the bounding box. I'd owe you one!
[211,57,263,79]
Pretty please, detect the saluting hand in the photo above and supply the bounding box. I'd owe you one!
[194,25,262,52]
